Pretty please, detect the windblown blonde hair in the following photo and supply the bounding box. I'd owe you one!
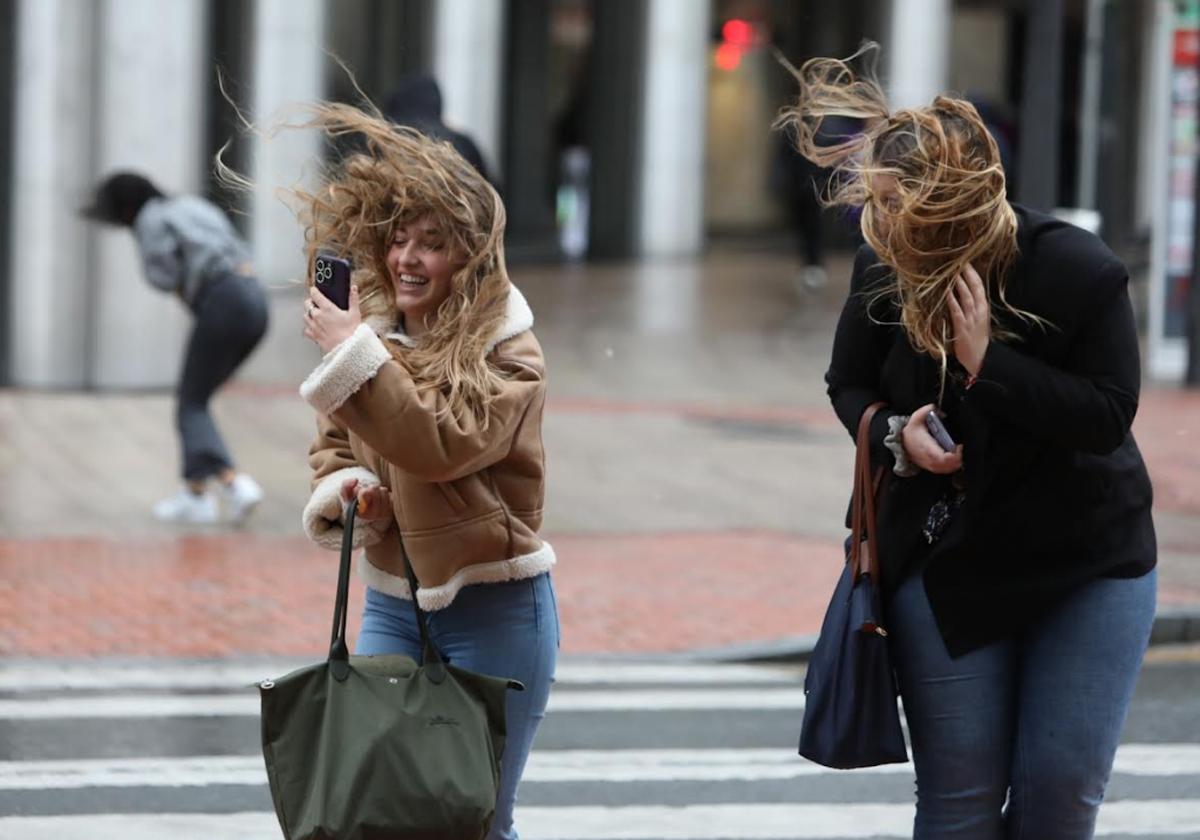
[775,43,1039,379]
[228,101,512,429]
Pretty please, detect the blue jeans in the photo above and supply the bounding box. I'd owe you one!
[889,568,1156,839]
[356,573,559,840]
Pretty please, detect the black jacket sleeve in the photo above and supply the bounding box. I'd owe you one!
[825,246,901,468]
[969,259,1140,455]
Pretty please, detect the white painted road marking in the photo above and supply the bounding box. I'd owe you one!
[0,660,803,692]
[0,687,809,720]
[2,744,1198,790]
[3,800,1200,839]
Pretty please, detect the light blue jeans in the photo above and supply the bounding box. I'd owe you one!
[889,568,1157,839]
[356,573,559,840]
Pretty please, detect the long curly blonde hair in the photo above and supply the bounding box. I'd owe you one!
[775,43,1038,376]
[291,103,511,429]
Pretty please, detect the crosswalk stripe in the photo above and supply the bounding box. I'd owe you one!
[550,687,807,711]
[0,694,256,720]
[524,801,1200,837]
[3,801,1200,839]
[0,687,808,720]
[0,686,806,720]
[0,661,801,692]
[0,756,267,790]
[3,744,1197,790]
[556,662,801,685]
[2,660,1192,840]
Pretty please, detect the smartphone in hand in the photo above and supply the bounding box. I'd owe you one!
[314,253,352,310]
[925,411,956,453]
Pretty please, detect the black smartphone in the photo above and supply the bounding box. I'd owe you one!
[925,411,956,453]
[314,253,352,310]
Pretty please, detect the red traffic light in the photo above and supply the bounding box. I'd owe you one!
[722,19,755,47]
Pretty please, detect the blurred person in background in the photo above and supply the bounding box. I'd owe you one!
[383,74,492,185]
[771,124,829,291]
[772,109,871,294]
[81,172,268,525]
[779,45,1156,839]
[294,105,556,840]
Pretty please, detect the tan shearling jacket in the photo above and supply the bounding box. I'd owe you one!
[299,286,553,610]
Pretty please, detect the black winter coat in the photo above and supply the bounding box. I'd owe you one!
[826,204,1156,657]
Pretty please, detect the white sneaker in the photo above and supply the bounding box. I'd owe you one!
[219,474,264,523]
[154,487,219,524]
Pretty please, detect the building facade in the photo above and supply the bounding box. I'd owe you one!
[0,0,1187,387]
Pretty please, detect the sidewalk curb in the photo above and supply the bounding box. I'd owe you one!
[1149,608,1200,646]
[690,609,1200,665]
[0,613,1195,669]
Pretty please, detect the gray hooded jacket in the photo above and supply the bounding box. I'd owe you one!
[132,195,251,307]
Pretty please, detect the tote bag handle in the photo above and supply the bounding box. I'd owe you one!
[329,499,446,683]
[848,402,887,584]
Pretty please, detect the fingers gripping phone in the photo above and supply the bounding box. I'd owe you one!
[314,253,352,310]
[925,411,957,453]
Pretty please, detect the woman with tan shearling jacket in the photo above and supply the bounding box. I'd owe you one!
[294,103,557,840]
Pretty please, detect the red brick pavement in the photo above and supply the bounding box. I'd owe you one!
[1,388,1196,659]
[1133,389,1200,515]
[0,532,843,658]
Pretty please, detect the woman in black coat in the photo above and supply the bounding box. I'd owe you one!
[780,46,1156,839]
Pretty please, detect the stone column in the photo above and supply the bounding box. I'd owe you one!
[587,1,647,258]
[433,0,504,177]
[638,0,710,256]
[502,0,559,258]
[887,0,950,110]
[89,0,207,388]
[250,0,326,294]
[1016,0,1065,211]
[8,0,99,387]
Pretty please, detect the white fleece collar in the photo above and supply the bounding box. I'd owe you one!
[365,285,534,353]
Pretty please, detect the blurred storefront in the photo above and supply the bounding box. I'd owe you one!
[1149,0,1199,379]
[0,0,1192,387]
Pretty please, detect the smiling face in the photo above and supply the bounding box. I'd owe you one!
[386,217,460,335]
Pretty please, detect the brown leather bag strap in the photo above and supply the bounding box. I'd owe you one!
[859,426,882,581]
[849,402,887,582]
[849,428,867,568]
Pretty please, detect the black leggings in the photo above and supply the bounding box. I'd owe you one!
[177,272,268,481]
[788,177,825,267]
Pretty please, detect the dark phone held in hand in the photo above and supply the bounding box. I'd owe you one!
[925,411,956,453]
[315,253,352,310]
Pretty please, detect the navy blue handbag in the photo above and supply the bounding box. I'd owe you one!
[798,401,909,769]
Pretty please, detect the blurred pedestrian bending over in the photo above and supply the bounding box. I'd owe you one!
[780,43,1156,839]
[81,172,268,525]
[294,104,557,840]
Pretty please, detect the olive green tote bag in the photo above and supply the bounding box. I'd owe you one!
[259,500,524,840]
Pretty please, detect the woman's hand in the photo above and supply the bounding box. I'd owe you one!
[303,284,363,354]
[903,404,963,475]
[340,477,393,522]
[948,262,990,376]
